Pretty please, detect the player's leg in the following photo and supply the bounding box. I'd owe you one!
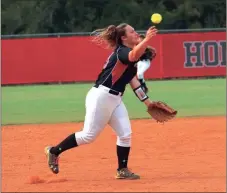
[137,60,151,93]
[109,101,140,179]
[45,87,121,174]
[74,88,121,146]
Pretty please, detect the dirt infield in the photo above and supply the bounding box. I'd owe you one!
[2,116,226,192]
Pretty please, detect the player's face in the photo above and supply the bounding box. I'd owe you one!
[122,25,139,47]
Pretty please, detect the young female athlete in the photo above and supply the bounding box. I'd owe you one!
[44,23,158,180]
[136,34,156,93]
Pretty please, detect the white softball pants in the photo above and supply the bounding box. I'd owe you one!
[137,59,151,80]
[75,85,131,147]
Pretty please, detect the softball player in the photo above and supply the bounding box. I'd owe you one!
[136,34,156,93]
[45,23,158,180]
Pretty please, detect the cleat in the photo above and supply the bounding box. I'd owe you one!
[115,168,140,180]
[44,146,59,174]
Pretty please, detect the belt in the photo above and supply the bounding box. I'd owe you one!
[94,84,123,96]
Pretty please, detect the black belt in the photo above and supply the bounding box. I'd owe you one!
[94,84,123,96]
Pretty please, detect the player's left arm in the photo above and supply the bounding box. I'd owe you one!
[129,76,152,107]
[130,77,177,123]
[130,76,178,123]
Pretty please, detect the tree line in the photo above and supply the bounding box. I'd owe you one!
[1,0,226,35]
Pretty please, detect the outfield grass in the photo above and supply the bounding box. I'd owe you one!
[2,78,226,125]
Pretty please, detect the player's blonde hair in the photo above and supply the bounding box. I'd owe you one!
[91,23,128,49]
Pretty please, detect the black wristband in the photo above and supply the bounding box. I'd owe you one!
[133,86,149,102]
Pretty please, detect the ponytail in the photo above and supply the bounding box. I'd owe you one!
[92,23,128,49]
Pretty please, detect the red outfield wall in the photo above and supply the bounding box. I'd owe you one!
[2,32,226,85]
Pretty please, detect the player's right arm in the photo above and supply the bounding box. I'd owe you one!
[128,26,158,62]
[117,26,157,65]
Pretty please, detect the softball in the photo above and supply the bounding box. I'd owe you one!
[151,13,162,24]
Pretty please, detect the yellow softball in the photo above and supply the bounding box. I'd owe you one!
[151,13,162,24]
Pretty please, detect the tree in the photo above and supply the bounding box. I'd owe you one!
[1,0,226,35]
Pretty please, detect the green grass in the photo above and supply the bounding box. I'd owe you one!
[2,78,226,125]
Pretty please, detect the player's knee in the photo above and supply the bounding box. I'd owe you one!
[116,133,132,147]
[83,134,96,144]
[75,132,97,145]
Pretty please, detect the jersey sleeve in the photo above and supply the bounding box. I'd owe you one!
[117,47,135,65]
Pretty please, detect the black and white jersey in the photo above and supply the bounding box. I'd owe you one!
[95,45,139,93]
